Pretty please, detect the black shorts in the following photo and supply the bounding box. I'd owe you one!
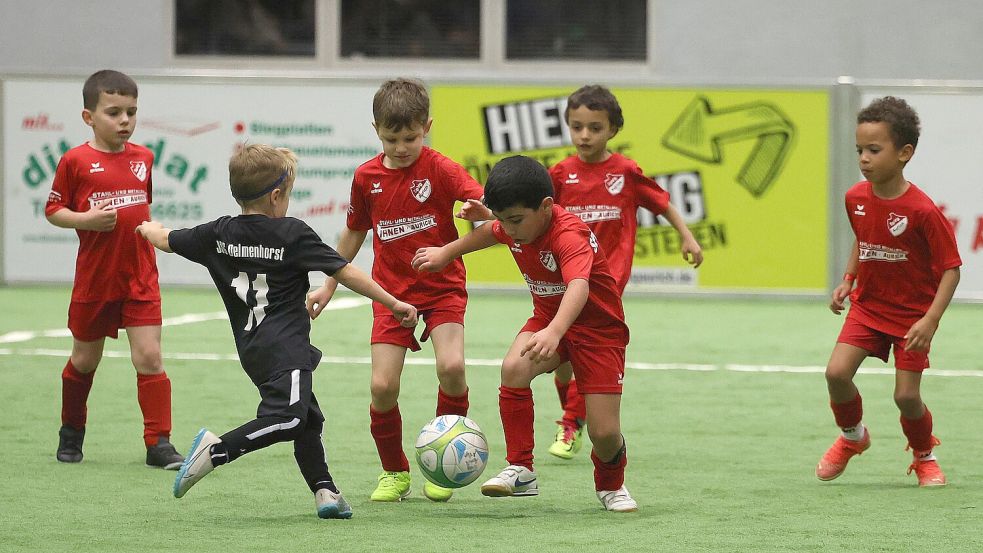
[256,369,324,426]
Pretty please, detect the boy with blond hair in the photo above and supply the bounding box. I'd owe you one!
[46,69,183,469]
[137,144,418,518]
[307,78,484,502]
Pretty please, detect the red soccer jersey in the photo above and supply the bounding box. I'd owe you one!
[45,142,159,302]
[550,153,670,292]
[348,146,484,315]
[844,181,962,337]
[491,205,629,347]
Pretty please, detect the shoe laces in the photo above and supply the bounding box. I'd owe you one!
[907,459,943,479]
[823,436,864,465]
[555,424,579,444]
[904,435,941,454]
[377,472,402,489]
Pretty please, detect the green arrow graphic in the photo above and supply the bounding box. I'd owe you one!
[661,96,795,197]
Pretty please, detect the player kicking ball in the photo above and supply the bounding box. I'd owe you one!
[137,144,417,518]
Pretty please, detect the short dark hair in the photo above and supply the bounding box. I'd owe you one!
[565,84,624,130]
[373,78,429,131]
[857,96,920,150]
[82,70,138,110]
[483,156,553,212]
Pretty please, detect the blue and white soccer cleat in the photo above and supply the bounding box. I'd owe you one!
[173,428,221,498]
[315,488,354,519]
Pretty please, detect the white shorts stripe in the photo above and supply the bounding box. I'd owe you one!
[245,417,301,441]
[289,369,300,405]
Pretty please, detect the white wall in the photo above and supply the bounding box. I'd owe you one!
[3,0,983,81]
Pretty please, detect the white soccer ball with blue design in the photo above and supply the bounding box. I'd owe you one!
[415,415,489,488]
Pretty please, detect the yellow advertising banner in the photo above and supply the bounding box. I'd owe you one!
[430,85,829,291]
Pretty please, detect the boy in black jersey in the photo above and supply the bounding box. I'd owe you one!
[137,144,417,519]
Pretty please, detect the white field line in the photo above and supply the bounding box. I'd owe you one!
[0,297,371,344]
[0,348,981,377]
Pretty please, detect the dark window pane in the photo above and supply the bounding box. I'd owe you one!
[507,0,646,60]
[175,0,316,57]
[341,0,480,58]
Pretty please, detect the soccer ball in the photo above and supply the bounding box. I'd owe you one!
[414,415,489,488]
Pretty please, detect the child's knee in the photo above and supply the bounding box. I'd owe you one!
[370,375,400,401]
[435,356,465,382]
[131,348,163,373]
[893,390,922,411]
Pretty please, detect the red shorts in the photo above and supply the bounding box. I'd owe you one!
[521,318,625,394]
[837,316,929,372]
[68,300,162,342]
[371,308,464,352]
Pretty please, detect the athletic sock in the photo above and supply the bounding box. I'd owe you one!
[61,360,95,431]
[137,372,173,448]
[554,377,570,410]
[562,378,586,428]
[591,440,628,491]
[209,441,229,467]
[313,479,340,494]
[830,393,864,441]
[901,406,935,457]
[370,404,409,472]
[436,387,469,417]
[499,386,535,471]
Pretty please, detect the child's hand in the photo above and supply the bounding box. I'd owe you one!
[412,247,450,272]
[520,328,561,363]
[306,280,338,320]
[681,236,703,267]
[829,282,853,314]
[82,199,117,232]
[134,219,161,239]
[904,316,938,352]
[391,301,418,328]
[456,199,493,222]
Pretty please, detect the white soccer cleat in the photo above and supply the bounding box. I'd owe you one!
[315,488,353,519]
[596,485,638,512]
[173,428,221,498]
[480,464,539,497]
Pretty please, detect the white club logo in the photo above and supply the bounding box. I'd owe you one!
[887,212,908,237]
[604,173,625,195]
[539,251,557,272]
[411,179,432,202]
[130,161,147,182]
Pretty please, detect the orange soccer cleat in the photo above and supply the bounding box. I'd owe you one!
[816,431,871,481]
[907,436,946,487]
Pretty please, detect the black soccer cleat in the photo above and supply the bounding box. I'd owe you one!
[56,425,85,463]
[146,437,185,470]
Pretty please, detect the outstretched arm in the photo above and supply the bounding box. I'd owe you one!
[307,227,368,319]
[135,220,174,253]
[331,263,417,327]
[661,204,703,267]
[412,222,499,272]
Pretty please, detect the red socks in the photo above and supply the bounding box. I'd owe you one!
[61,360,95,431]
[830,393,863,429]
[136,372,173,447]
[901,407,934,453]
[436,387,469,417]
[370,404,410,472]
[562,379,586,427]
[554,377,570,409]
[591,444,628,491]
[499,386,535,470]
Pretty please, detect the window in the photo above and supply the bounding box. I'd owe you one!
[340,0,480,59]
[506,0,647,60]
[175,0,316,57]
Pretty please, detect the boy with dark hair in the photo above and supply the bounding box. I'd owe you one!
[817,96,961,486]
[137,144,418,518]
[413,155,638,512]
[46,69,183,469]
[307,78,484,503]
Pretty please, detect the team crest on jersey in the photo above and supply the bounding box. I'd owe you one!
[604,173,625,195]
[539,251,557,272]
[411,179,432,202]
[589,231,599,253]
[887,212,908,236]
[130,161,148,182]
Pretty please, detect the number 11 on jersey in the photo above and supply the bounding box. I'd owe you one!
[231,272,269,331]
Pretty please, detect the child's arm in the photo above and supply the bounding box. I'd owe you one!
[456,198,493,222]
[135,220,174,253]
[830,240,860,315]
[522,278,589,362]
[331,263,418,327]
[307,228,368,319]
[46,199,118,232]
[904,267,960,352]
[411,223,498,272]
[662,204,703,267]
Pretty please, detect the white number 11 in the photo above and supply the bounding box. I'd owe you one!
[230,272,269,331]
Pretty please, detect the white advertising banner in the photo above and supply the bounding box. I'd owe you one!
[3,77,380,285]
[859,90,983,300]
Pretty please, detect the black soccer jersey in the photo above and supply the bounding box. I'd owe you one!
[169,215,348,383]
